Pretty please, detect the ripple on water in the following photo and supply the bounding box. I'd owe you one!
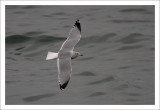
[14,53,22,55]
[117,33,148,44]
[24,31,45,36]
[118,45,143,51]
[114,83,129,91]
[78,33,116,46]
[6,57,16,61]
[110,19,151,23]
[6,34,65,45]
[78,57,94,61]
[6,80,21,84]
[21,6,38,9]
[89,75,115,85]
[119,8,152,14]
[118,66,130,69]
[88,92,105,97]
[75,71,96,76]
[6,35,31,44]
[23,93,55,102]
[35,35,65,43]
[133,85,142,89]
[127,93,142,96]
[15,46,26,51]
[122,92,142,103]
[126,98,138,102]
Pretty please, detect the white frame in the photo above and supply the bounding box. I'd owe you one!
[1,0,159,110]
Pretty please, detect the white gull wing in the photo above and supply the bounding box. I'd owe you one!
[59,20,81,52]
[57,20,81,90]
[57,58,72,90]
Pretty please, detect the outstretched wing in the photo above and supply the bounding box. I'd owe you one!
[59,19,81,52]
[57,20,81,90]
[57,58,72,90]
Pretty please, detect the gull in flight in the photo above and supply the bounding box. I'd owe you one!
[46,19,83,90]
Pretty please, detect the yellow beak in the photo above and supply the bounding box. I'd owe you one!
[80,54,83,56]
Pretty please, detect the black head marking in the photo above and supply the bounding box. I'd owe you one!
[75,19,81,32]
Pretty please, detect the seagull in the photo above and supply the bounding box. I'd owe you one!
[46,19,83,90]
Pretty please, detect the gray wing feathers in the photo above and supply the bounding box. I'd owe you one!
[57,58,72,85]
[60,26,81,51]
[57,20,81,90]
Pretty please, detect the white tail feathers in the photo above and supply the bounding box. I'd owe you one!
[46,52,58,60]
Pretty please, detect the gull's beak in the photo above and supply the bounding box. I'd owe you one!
[80,53,83,56]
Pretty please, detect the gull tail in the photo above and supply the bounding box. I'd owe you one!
[46,52,58,60]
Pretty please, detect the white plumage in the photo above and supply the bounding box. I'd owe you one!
[46,19,83,90]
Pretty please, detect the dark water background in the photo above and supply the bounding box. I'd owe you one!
[5,5,155,105]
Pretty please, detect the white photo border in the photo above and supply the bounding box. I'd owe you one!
[1,0,159,110]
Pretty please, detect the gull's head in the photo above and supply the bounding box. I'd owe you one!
[71,51,83,59]
[75,52,83,56]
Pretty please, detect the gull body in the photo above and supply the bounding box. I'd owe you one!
[46,51,82,60]
[46,20,82,90]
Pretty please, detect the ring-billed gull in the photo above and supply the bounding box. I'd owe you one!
[46,19,83,90]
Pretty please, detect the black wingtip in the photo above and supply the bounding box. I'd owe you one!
[59,80,70,90]
[75,19,81,32]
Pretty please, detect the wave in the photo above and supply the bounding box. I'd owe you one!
[6,35,31,44]
[5,34,66,59]
[118,45,143,51]
[88,92,105,97]
[75,71,96,76]
[119,8,152,14]
[89,75,115,85]
[35,35,65,43]
[23,93,55,102]
[116,33,147,44]
[110,19,151,23]
[6,34,65,44]
[78,33,116,46]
